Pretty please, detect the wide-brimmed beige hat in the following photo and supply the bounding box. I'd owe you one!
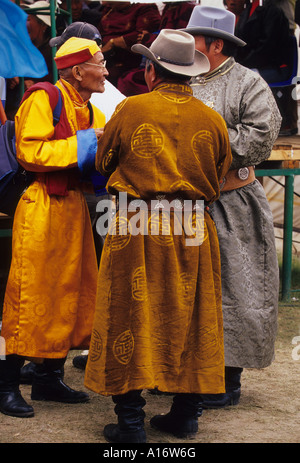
[131,29,210,77]
[25,1,52,28]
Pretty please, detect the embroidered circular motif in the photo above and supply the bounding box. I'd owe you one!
[185,211,208,245]
[6,337,36,356]
[132,266,147,301]
[27,228,48,252]
[131,123,164,158]
[159,93,192,104]
[60,292,79,318]
[51,338,68,353]
[102,149,116,174]
[191,130,214,164]
[11,257,36,286]
[109,215,132,251]
[89,329,103,362]
[179,272,197,305]
[148,211,174,246]
[169,179,196,192]
[157,84,193,103]
[113,330,134,365]
[32,295,50,318]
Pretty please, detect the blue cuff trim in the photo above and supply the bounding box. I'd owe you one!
[77,129,97,176]
[91,170,108,196]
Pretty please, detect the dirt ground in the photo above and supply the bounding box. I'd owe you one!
[0,300,300,447]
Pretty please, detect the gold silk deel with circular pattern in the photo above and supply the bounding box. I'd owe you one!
[113,330,134,365]
[185,210,208,246]
[132,266,147,301]
[6,337,35,356]
[169,179,196,193]
[131,124,164,158]
[191,130,214,164]
[89,329,103,362]
[110,181,139,197]
[148,211,174,246]
[111,98,128,118]
[157,84,193,104]
[102,149,117,174]
[179,272,197,306]
[31,294,51,319]
[108,214,132,251]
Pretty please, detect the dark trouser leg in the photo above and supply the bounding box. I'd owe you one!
[150,393,202,438]
[103,390,147,443]
[0,355,34,418]
[31,357,89,403]
[201,366,243,409]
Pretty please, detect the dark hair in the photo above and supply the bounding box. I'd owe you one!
[145,59,190,82]
[204,36,238,57]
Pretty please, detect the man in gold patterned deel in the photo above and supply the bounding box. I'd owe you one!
[84,29,233,443]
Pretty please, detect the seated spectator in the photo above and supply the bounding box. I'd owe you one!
[56,0,102,35]
[160,1,196,29]
[97,1,161,90]
[118,1,197,96]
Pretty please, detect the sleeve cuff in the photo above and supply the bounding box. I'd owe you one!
[90,170,108,196]
[77,129,97,176]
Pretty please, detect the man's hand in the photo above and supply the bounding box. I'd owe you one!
[95,128,104,141]
[7,77,19,89]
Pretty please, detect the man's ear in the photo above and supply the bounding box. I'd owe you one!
[72,65,83,81]
[212,38,224,55]
[146,61,157,82]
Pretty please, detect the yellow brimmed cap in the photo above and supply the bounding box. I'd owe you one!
[54,37,101,70]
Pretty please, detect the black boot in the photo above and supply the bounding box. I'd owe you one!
[31,357,89,403]
[20,361,65,385]
[20,362,37,385]
[201,367,243,409]
[150,393,202,438]
[72,354,88,370]
[103,390,147,443]
[0,355,34,418]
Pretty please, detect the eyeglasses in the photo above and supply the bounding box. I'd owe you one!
[83,60,107,69]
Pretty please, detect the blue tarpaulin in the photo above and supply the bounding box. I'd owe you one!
[0,0,48,78]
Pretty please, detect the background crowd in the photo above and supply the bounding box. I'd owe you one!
[2,0,300,136]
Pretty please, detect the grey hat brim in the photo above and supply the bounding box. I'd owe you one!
[131,43,210,77]
[181,26,246,47]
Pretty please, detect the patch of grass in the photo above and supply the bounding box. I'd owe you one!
[278,254,300,299]
[277,253,300,344]
[290,257,300,290]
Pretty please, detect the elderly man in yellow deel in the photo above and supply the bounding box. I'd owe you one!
[84,29,232,443]
[0,37,108,418]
